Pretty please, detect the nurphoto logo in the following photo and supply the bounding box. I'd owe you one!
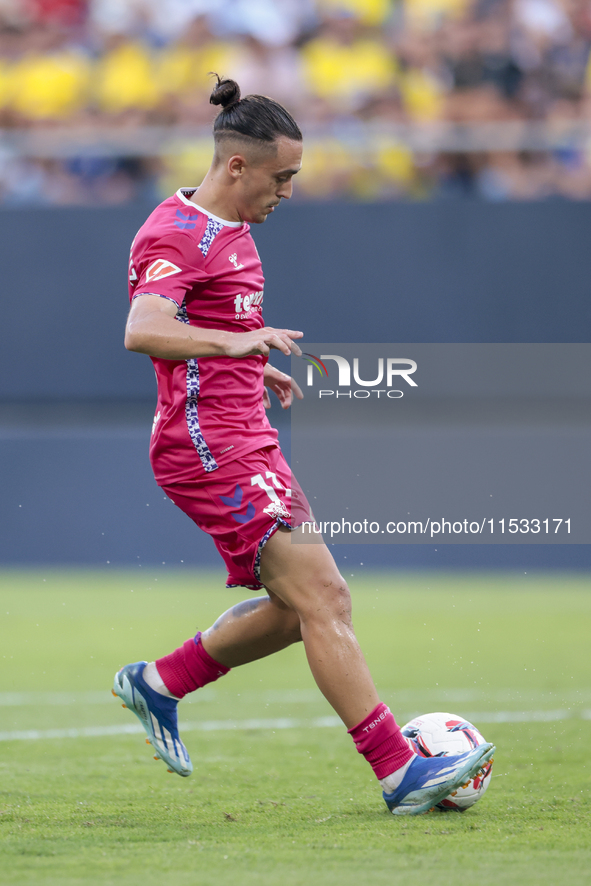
[302,353,417,399]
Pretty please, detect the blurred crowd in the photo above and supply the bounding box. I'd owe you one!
[1,0,591,203]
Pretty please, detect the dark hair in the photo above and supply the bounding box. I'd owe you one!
[209,75,302,144]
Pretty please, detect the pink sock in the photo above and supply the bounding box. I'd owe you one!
[348,703,414,780]
[155,632,230,699]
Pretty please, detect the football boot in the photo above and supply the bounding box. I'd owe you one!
[112,661,192,777]
[383,742,495,815]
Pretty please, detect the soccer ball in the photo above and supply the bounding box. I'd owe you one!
[401,712,493,811]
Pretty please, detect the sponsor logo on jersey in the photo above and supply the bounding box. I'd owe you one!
[234,291,264,317]
[145,259,182,283]
[229,252,244,270]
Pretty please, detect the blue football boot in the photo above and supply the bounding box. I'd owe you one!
[383,743,495,815]
[112,661,192,777]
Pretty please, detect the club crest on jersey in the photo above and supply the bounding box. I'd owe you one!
[228,253,244,270]
[145,259,182,282]
[263,500,290,520]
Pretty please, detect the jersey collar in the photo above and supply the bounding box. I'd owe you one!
[176,188,243,228]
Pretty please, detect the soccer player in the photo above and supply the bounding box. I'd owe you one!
[114,76,494,815]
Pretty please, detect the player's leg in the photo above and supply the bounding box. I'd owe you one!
[258,526,495,814]
[112,586,303,777]
[143,587,301,697]
[199,589,301,667]
[113,457,308,776]
[258,525,378,728]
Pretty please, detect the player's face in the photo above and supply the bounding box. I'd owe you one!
[235,137,303,224]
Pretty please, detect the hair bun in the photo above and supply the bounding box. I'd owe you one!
[209,76,241,109]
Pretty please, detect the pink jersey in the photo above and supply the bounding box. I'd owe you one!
[128,188,279,486]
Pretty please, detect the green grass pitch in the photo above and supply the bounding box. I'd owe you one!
[0,568,590,886]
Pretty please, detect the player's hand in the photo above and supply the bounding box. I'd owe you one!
[225,327,303,358]
[263,364,304,410]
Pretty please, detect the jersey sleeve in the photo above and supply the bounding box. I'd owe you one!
[130,233,207,308]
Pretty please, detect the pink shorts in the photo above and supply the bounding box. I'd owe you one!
[161,445,311,589]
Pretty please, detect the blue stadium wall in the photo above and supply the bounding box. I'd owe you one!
[1,201,590,570]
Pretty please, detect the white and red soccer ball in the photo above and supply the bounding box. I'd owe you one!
[401,712,493,811]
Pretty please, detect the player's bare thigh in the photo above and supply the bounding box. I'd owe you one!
[260,525,352,622]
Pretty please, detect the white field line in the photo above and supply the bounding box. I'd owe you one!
[1,709,590,742]
[2,688,590,706]
[0,717,339,742]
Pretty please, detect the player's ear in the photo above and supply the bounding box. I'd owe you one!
[227,154,246,179]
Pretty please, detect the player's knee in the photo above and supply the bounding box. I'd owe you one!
[327,579,352,623]
[299,574,352,626]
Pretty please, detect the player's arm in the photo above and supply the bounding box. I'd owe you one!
[263,363,304,409]
[124,294,303,359]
